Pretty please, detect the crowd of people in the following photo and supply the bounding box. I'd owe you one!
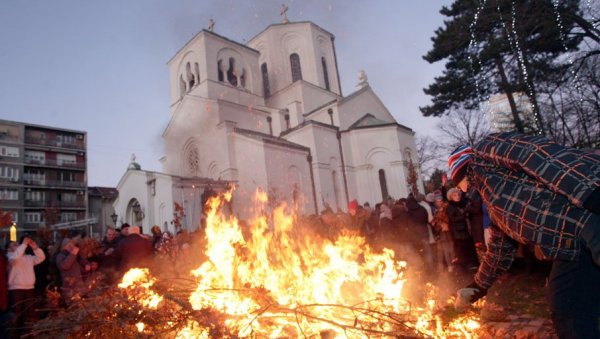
[319,179,487,278]
[0,223,195,338]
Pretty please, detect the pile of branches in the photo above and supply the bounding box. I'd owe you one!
[29,276,432,338]
[31,280,232,338]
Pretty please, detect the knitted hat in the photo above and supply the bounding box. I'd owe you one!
[448,145,474,184]
[425,193,435,203]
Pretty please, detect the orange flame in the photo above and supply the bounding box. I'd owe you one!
[118,189,481,337]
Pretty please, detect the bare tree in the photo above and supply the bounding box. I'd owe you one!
[542,54,600,148]
[416,135,445,178]
[437,108,491,149]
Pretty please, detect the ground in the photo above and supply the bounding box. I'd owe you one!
[429,257,557,338]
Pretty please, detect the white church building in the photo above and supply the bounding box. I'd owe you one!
[114,19,422,234]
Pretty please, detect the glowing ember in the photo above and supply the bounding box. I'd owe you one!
[136,322,145,332]
[116,189,481,337]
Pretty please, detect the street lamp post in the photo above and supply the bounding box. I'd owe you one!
[110,212,118,226]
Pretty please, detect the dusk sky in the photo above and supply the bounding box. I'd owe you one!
[0,1,453,187]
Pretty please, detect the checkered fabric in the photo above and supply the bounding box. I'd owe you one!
[470,132,600,289]
[448,145,474,183]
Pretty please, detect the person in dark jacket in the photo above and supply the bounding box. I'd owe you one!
[405,195,431,269]
[115,226,153,273]
[465,188,485,249]
[56,238,90,303]
[446,188,479,271]
[99,227,119,284]
[450,132,600,339]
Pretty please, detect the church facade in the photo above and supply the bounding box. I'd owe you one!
[114,20,421,233]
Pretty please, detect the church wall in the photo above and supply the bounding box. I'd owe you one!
[305,105,338,127]
[231,135,268,219]
[283,123,341,213]
[338,89,396,130]
[217,101,271,135]
[263,143,313,215]
[267,81,339,133]
[342,126,411,206]
[114,171,175,235]
[163,97,222,177]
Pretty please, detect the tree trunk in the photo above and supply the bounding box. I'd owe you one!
[495,57,524,133]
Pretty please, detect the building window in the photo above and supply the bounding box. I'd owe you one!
[378,169,389,201]
[25,191,44,201]
[0,166,19,181]
[57,154,76,166]
[217,60,224,82]
[321,57,330,90]
[261,63,270,98]
[60,212,77,222]
[227,58,237,86]
[0,189,18,200]
[25,212,41,223]
[1,146,19,157]
[239,68,246,88]
[290,53,302,82]
[194,62,200,85]
[186,62,195,88]
[57,134,74,145]
[24,150,44,163]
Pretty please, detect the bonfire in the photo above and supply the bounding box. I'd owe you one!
[32,189,482,338]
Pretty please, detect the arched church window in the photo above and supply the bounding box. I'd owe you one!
[261,63,270,98]
[378,169,389,201]
[186,147,200,176]
[239,68,246,88]
[404,148,412,166]
[227,58,237,86]
[195,62,200,85]
[217,59,224,82]
[186,62,195,88]
[290,53,302,82]
[321,57,330,90]
[179,75,186,99]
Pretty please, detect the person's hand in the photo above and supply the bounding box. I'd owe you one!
[69,244,80,256]
[442,173,448,186]
[104,247,114,256]
[455,282,487,310]
[29,240,39,250]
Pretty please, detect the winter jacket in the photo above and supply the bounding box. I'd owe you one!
[471,132,600,289]
[7,244,46,290]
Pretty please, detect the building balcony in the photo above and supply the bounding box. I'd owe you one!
[24,158,86,170]
[0,200,20,207]
[0,133,20,142]
[0,156,21,164]
[24,136,85,150]
[23,179,86,189]
[0,177,20,185]
[23,200,86,209]
[24,200,47,207]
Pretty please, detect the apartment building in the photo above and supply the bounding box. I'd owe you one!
[0,119,87,231]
